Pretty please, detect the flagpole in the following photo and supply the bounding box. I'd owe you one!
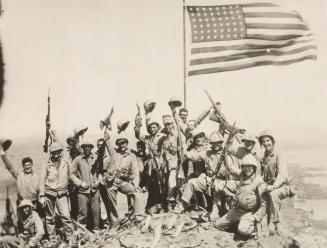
[183,0,187,108]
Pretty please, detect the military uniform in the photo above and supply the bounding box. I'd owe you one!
[17,201,44,248]
[39,156,74,236]
[70,151,102,230]
[214,155,268,237]
[105,138,142,218]
[135,116,166,213]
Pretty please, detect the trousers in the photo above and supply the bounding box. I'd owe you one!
[44,194,73,236]
[77,191,100,230]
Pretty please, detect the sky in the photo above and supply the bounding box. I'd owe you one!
[0,0,326,167]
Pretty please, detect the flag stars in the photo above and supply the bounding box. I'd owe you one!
[197,13,201,17]
[207,35,211,39]
[214,35,217,39]
[206,23,210,27]
[213,23,217,27]
[211,18,215,21]
[226,22,230,26]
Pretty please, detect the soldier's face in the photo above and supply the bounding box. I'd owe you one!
[149,124,159,135]
[165,123,174,133]
[50,150,62,162]
[242,164,256,177]
[243,140,255,151]
[82,145,93,156]
[22,162,33,174]
[21,206,31,217]
[211,142,223,151]
[118,141,128,152]
[195,136,204,146]
[261,137,273,152]
[179,111,188,123]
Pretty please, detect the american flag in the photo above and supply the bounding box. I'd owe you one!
[186,3,317,76]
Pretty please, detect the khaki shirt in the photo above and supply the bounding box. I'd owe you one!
[261,148,288,188]
[1,154,39,201]
[18,211,44,247]
[39,158,70,197]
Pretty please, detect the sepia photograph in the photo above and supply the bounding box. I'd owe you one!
[0,0,326,247]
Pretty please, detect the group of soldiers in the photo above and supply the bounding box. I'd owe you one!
[0,96,295,247]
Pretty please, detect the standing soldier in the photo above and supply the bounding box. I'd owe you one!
[70,139,102,231]
[17,200,44,248]
[214,155,268,239]
[161,115,180,211]
[134,108,166,214]
[104,130,142,221]
[258,130,293,235]
[0,146,40,212]
[39,142,74,244]
[131,140,148,189]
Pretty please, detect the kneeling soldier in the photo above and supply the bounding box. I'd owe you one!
[214,155,267,238]
[18,200,44,248]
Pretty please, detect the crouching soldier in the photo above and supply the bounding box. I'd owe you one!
[70,140,102,231]
[18,200,44,248]
[105,132,143,221]
[214,155,267,239]
[39,143,74,244]
[258,130,294,235]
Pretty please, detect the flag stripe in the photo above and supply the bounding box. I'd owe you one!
[189,49,316,70]
[241,3,278,7]
[243,12,302,19]
[190,34,314,50]
[191,36,314,54]
[246,34,304,41]
[190,39,315,60]
[245,18,303,24]
[246,23,308,30]
[247,29,311,36]
[190,45,317,65]
[188,55,317,76]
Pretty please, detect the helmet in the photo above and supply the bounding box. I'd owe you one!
[18,199,33,209]
[168,95,182,108]
[193,131,205,141]
[241,133,256,144]
[80,139,94,148]
[240,154,258,169]
[115,133,128,146]
[209,131,224,143]
[73,125,88,137]
[146,118,161,129]
[162,115,174,125]
[258,130,275,144]
[117,119,130,134]
[143,100,156,114]
[49,142,63,153]
[0,139,12,151]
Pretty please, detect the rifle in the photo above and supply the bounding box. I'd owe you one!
[148,148,164,196]
[204,90,243,143]
[1,187,17,235]
[43,88,52,153]
[207,123,238,196]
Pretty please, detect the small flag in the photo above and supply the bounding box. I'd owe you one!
[186,3,317,76]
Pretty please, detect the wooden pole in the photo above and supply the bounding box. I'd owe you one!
[183,0,187,108]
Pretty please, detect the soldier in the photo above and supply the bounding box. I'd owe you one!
[17,200,44,248]
[258,130,293,235]
[70,139,102,231]
[0,146,41,214]
[161,114,180,211]
[134,113,166,213]
[169,99,211,147]
[131,140,148,189]
[229,133,261,176]
[184,131,208,179]
[104,131,142,221]
[214,154,268,239]
[39,142,74,243]
[181,132,238,216]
